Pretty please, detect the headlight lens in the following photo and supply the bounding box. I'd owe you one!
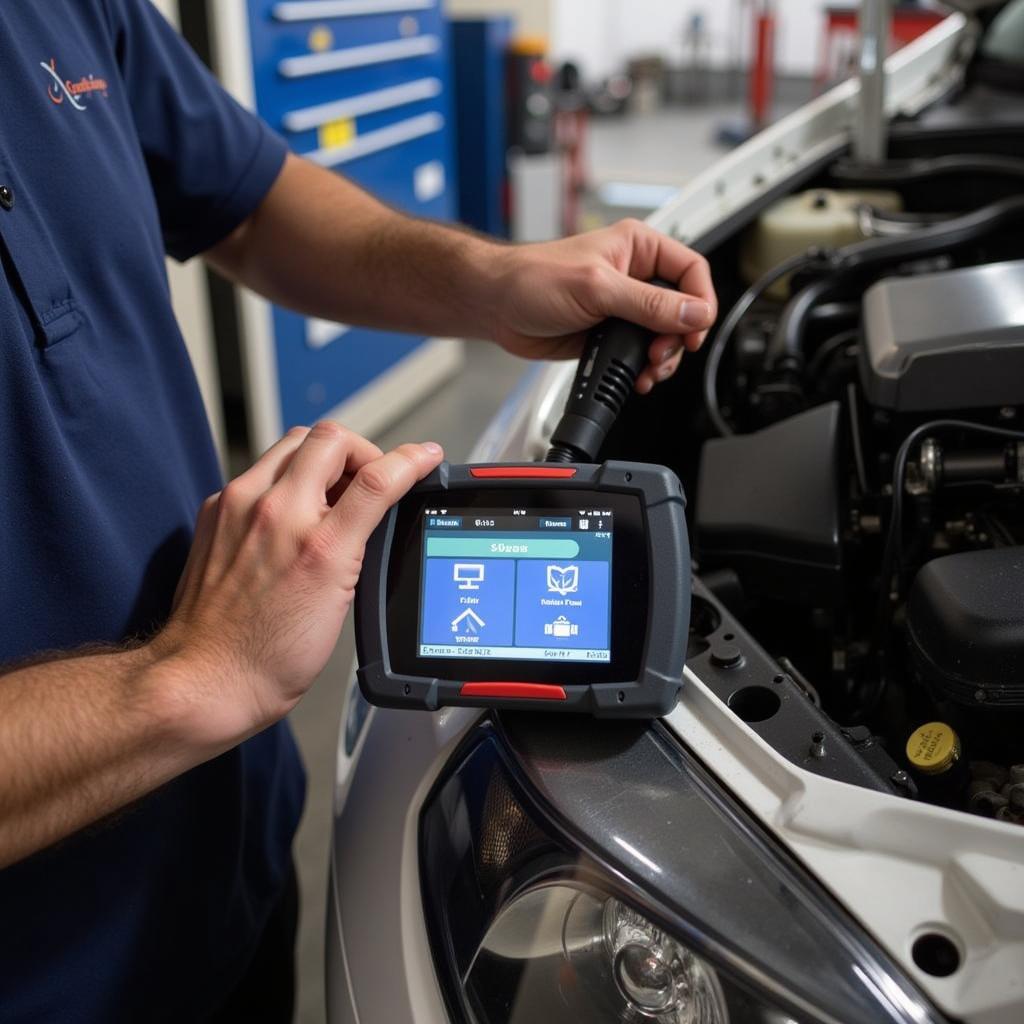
[602,897,726,1022]
[421,718,946,1024]
[468,883,727,1024]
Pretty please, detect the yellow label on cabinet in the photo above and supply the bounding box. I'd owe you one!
[308,25,334,53]
[318,118,355,150]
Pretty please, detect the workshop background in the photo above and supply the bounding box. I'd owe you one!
[148,2,950,1020]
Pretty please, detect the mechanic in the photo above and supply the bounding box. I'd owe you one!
[0,3,716,1021]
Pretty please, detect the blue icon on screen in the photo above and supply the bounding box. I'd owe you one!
[421,558,514,646]
[516,560,609,649]
[453,563,485,590]
[546,564,579,596]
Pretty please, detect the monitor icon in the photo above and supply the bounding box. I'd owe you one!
[453,563,485,590]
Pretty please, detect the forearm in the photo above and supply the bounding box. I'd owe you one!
[206,154,506,340]
[0,645,221,869]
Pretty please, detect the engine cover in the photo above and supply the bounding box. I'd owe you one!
[860,260,1024,412]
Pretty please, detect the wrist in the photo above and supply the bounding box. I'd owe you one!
[455,232,517,341]
[138,635,256,762]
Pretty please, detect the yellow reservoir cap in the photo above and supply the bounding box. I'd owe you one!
[906,721,961,775]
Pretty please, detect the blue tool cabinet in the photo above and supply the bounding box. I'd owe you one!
[211,0,462,453]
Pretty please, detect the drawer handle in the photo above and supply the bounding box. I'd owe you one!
[309,111,443,167]
[273,0,434,21]
[279,35,439,78]
[283,77,442,133]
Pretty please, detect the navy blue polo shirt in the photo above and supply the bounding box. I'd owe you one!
[0,2,305,1020]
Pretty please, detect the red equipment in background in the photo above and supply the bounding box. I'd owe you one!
[815,4,947,92]
[749,0,777,132]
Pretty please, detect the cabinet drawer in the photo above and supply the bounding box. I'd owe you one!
[271,0,435,22]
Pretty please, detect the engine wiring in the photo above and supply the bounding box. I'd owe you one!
[706,195,1024,440]
[690,168,1024,811]
[768,194,1024,379]
[862,418,1024,718]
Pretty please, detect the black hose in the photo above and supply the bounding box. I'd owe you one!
[863,208,953,227]
[840,193,1024,270]
[768,276,837,371]
[832,153,1024,185]
[767,194,1024,370]
[702,250,831,438]
[806,327,859,383]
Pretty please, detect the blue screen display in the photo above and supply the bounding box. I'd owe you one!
[418,507,613,663]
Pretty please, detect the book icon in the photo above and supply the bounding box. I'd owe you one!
[546,564,579,596]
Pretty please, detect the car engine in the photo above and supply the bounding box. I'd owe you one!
[605,145,1024,824]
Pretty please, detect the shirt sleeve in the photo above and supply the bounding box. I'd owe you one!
[104,0,288,262]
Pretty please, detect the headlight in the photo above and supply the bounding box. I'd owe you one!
[470,882,727,1023]
[421,718,946,1024]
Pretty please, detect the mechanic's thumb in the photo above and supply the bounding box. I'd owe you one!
[607,277,713,335]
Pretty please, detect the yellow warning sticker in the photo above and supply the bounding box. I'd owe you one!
[318,118,355,150]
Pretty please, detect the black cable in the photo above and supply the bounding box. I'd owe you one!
[546,279,675,463]
[702,250,830,437]
[806,327,859,383]
[846,382,868,498]
[839,194,1024,271]
[862,207,953,228]
[807,300,860,325]
[861,419,1024,719]
[832,153,1024,185]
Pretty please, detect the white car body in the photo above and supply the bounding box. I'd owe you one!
[327,14,1024,1024]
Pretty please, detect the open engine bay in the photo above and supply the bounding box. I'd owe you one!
[601,116,1024,825]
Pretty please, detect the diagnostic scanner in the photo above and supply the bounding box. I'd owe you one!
[355,461,689,717]
[355,282,692,717]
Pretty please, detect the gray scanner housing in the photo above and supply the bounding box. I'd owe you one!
[860,259,1024,412]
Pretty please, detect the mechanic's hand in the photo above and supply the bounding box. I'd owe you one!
[493,219,717,394]
[155,424,443,749]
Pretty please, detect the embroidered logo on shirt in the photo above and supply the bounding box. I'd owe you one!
[40,57,109,111]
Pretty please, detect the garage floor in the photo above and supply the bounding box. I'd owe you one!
[286,100,774,1023]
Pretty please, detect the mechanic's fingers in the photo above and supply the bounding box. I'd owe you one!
[280,420,383,503]
[636,335,686,393]
[635,369,656,395]
[674,253,717,323]
[324,442,445,552]
[684,329,707,352]
[659,350,684,381]
[635,355,682,394]
[618,220,717,319]
[648,334,684,365]
[173,492,220,611]
[231,426,312,496]
[604,277,714,337]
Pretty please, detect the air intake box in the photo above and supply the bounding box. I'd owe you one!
[907,547,1024,709]
[860,260,1024,412]
[696,402,842,604]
